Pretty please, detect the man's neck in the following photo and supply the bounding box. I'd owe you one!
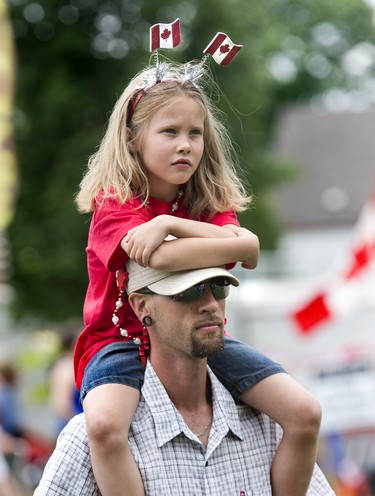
[150,352,213,446]
[150,352,210,410]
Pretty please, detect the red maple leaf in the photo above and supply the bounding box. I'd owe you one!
[161,28,171,40]
[219,44,230,54]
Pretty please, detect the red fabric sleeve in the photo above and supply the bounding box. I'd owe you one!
[209,210,240,227]
[89,198,150,271]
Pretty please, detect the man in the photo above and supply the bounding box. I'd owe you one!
[35,262,334,495]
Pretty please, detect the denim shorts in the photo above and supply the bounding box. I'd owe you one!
[80,341,145,404]
[81,336,286,405]
[208,336,286,403]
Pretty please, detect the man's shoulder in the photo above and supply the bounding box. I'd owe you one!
[34,413,98,496]
[64,412,86,429]
[59,413,88,444]
[207,365,273,421]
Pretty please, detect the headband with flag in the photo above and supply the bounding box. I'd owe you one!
[150,18,181,52]
[149,19,243,68]
[127,21,244,126]
[203,32,243,66]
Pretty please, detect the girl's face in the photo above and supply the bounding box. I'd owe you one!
[136,96,205,201]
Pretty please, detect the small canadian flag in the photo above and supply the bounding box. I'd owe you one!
[150,18,181,52]
[203,32,243,65]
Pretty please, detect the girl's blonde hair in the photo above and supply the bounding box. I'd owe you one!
[75,61,251,218]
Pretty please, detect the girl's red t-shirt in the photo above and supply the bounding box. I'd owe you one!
[74,196,239,390]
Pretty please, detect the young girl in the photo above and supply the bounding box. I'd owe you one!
[75,61,321,496]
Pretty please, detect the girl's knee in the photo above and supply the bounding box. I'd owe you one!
[302,395,321,426]
[83,384,139,445]
[287,395,322,440]
[86,409,130,446]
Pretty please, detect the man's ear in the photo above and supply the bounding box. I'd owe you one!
[128,293,147,320]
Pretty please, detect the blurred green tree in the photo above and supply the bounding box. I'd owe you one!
[7,0,375,321]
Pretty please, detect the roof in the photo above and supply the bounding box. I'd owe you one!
[271,104,375,229]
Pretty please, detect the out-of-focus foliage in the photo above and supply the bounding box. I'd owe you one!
[7,0,375,321]
[0,0,17,233]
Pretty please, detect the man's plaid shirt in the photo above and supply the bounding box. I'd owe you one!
[35,363,335,495]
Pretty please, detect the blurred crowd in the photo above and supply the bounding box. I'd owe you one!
[0,328,82,495]
[0,361,25,495]
[47,333,82,437]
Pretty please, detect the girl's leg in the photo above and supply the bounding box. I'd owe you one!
[241,373,322,496]
[83,383,145,496]
[208,336,321,496]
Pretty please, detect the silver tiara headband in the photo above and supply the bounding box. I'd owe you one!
[127,18,243,126]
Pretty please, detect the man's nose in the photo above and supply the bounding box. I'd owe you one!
[198,285,220,309]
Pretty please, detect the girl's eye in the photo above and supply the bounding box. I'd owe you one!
[163,128,176,134]
[190,129,202,136]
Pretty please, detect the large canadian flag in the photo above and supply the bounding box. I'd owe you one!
[149,18,181,52]
[291,190,375,333]
[203,32,243,66]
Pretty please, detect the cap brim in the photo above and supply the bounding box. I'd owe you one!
[148,267,239,295]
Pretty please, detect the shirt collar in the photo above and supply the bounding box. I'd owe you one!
[140,361,244,448]
[207,367,244,441]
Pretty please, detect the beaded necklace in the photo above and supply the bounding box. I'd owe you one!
[169,188,184,214]
[111,189,184,364]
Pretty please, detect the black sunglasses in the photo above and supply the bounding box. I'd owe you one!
[138,277,231,302]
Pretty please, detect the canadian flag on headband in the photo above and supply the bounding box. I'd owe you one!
[203,32,243,66]
[150,18,181,52]
[291,189,375,334]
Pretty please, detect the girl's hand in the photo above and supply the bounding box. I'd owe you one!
[235,227,260,270]
[122,217,170,267]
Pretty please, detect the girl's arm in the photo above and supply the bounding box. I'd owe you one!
[121,215,259,270]
[147,229,259,271]
[122,215,238,266]
[221,224,259,269]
